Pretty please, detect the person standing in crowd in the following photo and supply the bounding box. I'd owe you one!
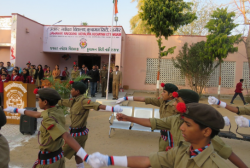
[13,67,20,76]
[21,69,32,83]
[71,65,80,80]
[30,65,36,84]
[62,67,69,80]
[0,74,8,108]
[19,67,23,76]
[230,79,248,105]
[0,62,4,70]
[6,62,13,75]
[1,68,10,81]
[96,65,100,93]
[80,64,86,76]
[26,61,31,71]
[109,69,113,93]
[52,65,61,80]
[44,66,52,78]
[88,65,99,97]
[34,64,44,88]
[100,65,108,97]
[43,65,48,72]
[112,65,122,100]
[11,70,22,81]
[82,66,89,88]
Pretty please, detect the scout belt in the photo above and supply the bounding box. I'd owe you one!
[32,148,64,167]
[69,126,89,137]
[160,130,174,147]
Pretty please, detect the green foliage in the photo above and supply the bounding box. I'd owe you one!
[172,41,219,97]
[161,46,176,57]
[82,22,88,26]
[205,8,242,61]
[140,0,197,38]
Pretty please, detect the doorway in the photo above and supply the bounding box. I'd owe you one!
[78,55,101,70]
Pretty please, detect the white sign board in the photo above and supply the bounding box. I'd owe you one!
[43,26,122,54]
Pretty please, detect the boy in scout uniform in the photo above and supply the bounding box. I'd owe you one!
[115,89,247,168]
[116,83,178,151]
[0,107,10,168]
[87,103,231,168]
[71,65,80,80]
[100,65,108,97]
[4,88,93,168]
[112,65,122,100]
[58,81,123,168]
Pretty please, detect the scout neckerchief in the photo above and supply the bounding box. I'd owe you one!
[190,142,211,158]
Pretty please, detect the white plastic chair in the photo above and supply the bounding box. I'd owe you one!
[131,107,153,132]
[109,106,133,137]
[153,109,161,133]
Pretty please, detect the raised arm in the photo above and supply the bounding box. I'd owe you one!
[4,107,41,118]
[116,113,152,127]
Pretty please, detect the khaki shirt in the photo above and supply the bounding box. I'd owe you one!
[145,98,177,118]
[149,142,229,168]
[112,71,122,83]
[100,70,108,79]
[238,106,250,115]
[71,70,80,79]
[150,115,232,159]
[30,69,36,78]
[0,134,9,168]
[52,69,61,79]
[58,95,100,128]
[39,107,66,152]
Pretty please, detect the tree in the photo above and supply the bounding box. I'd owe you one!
[140,0,196,96]
[232,0,250,77]
[205,8,241,100]
[172,42,218,97]
[175,0,216,35]
[130,0,152,34]
[82,22,88,26]
[130,0,215,35]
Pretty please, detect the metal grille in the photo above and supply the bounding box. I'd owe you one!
[145,58,185,85]
[243,62,250,88]
[206,61,236,88]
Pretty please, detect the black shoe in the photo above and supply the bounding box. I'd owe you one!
[102,96,105,97]
[112,98,116,100]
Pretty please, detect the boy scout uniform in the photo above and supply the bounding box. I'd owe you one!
[0,107,9,168]
[30,68,36,80]
[149,114,232,159]
[100,69,108,97]
[34,107,66,168]
[145,98,177,151]
[149,103,229,168]
[58,94,101,159]
[238,106,250,115]
[112,71,122,99]
[71,69,80,80]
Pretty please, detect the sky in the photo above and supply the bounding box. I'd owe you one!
[0,0,138,34]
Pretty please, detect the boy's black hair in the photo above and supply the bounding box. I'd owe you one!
[39,96,58,106]
[115,65,119,68]
[240,79,244,82]
[195,120,219,139]
[1,74,7,77]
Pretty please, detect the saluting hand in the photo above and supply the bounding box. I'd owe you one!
[116,113,129,121]
[4,106,26,115]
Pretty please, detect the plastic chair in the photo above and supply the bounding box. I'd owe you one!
[236,125,250,141]
[218,123,237,139]
[130,107,153,132]
[109,106,133,138]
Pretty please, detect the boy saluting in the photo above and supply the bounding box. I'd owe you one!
[4,88,92,168]
[58,81,123,168]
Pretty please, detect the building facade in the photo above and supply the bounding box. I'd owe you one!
[0,13,249,94]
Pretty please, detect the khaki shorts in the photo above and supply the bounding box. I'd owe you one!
[35,157,65,168]
[63,134,88,159]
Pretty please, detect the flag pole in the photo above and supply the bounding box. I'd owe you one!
[106,2,115,100]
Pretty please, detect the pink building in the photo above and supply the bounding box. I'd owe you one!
[0,13,249,94]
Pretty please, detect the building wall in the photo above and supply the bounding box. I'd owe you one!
[0,47,10,64]
[14,14,60,69]
[123,34,248,94]
[0,30,11,43]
